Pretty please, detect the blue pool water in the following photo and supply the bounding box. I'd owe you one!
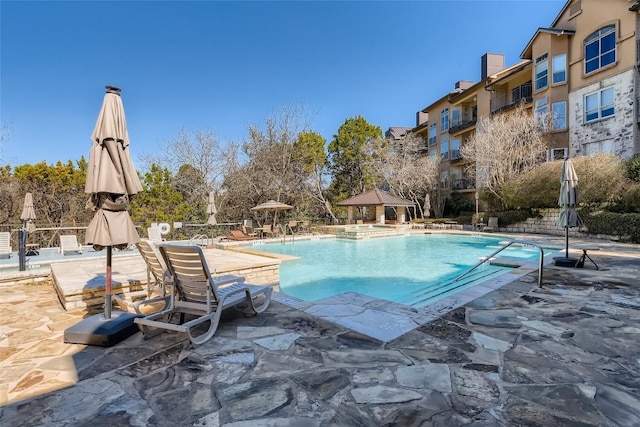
[255,234,547,307]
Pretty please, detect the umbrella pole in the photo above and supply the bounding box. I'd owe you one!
[105,246,112,319]
[19,222,26,272]
[565,226,569,258]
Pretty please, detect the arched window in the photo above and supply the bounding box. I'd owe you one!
[584,25,615,74]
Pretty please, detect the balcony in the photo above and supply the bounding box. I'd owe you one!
[449,117,477,134]
[450,149,462,162]
[490,82,533,114]
[452,178,476,190]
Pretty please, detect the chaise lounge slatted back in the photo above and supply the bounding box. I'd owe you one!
[147,227,164,244]
[113,239,173,315]
[59,235,83,255]
[135,244,271,345]
[0,232,11,259]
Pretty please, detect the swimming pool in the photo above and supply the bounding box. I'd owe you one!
[254,234,549,307]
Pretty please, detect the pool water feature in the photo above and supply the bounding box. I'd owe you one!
[254,234,550,307]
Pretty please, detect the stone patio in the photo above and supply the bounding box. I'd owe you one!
[1,234,640,426]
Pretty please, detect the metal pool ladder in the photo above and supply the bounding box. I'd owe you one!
[455,239,545,287]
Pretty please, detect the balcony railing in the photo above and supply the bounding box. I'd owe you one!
[452,178,476,190]
[490,82,533,114]
[449,117,477,134]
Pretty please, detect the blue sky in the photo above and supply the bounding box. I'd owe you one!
[1,0,565,167]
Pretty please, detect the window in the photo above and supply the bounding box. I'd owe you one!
[535,53,548,90]
[585,25,616,74]
[584,140,614,155]
[428,148,438,159]
[428,123,437,145]
[535,97,548,128]
[585,87,614,122]
[552,101,567,130]
[451,138,461,159]
[549,148,567,161]
[552,54,566,84]
[440,171,449,189]
[440,108,449,132]
[440,136,449,160]
[451,109,461,128]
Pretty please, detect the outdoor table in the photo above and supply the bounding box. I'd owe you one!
[576,246,600,270]
[26,243,40,256]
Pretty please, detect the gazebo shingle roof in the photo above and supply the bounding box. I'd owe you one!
[336,189,415,207]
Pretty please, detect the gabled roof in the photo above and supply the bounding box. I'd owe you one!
[337,189,415,207]
[385,127,413,140]
[520,27,575,59]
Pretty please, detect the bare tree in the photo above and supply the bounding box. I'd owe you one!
[370,134,439,219]
[142,129,236,196]
[222,105,314,224]
[460,106,548,209]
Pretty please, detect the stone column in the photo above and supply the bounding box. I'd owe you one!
[347,206,355,224]
[376,205,385,224]
[397,207,406,224]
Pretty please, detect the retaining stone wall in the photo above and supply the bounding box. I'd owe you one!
[503,208,623,241]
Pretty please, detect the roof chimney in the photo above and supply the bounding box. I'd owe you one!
[481,53,505,80]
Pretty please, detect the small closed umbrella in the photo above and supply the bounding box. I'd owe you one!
[85,86,143,319]
[423,194,431,218]
[557,158,582,260]
[18,193,37,271]
[20,193,37,234]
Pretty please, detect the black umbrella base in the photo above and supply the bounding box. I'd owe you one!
[553,257,579,268]
[64,311,141,347]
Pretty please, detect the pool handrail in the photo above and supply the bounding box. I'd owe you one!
[455,239,544,287]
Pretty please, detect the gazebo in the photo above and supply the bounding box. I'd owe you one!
[337,189,415,224]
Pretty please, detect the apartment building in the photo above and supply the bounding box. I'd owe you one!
[404,0,640,198]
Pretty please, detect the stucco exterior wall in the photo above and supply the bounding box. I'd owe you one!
[568,69,637,158]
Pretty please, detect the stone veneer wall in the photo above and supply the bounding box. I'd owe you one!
[503,208,623,241]
[568,69,638,159]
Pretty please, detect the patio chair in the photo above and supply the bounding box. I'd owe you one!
[483,217,499,232]
[134,244,271,345]
[59,234,83,255]
[0,232,11,259]
[242,225,258,238]
[298,220,310,234]
[228,229,256,241]
[113,239,173,315]
[147,227,165,244]
[261,224,277,238]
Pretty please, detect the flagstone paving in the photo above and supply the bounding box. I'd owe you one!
[1,236,640,426]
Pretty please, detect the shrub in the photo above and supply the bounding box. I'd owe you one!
[626,156,640,182]
[579,208,640,243]
[494,209,535,226]
[503,154,628,209]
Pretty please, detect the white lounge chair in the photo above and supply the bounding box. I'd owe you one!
[147,227,164,244]
[135,244,271,345]
[0,232,11,259]
[59,235,83,255]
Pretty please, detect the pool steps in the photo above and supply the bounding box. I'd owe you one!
[404,267,506,307]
